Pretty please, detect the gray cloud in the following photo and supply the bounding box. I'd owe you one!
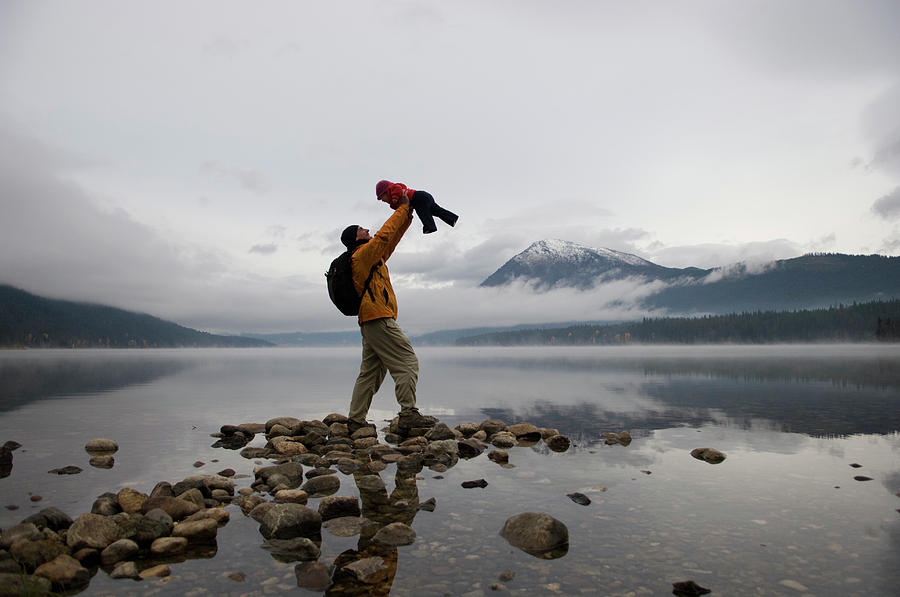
[249,243,278,255]
[872,187,900,220]
[200,161,270,193]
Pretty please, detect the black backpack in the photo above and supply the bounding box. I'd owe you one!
[326,250,381,316]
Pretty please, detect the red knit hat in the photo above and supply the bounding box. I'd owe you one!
[375,180,391,198]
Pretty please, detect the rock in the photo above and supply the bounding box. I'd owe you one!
[301,474,340,497]
[259,504,322,540]
[240,446,271,459]
[266,417,302,434]
[546,435,571,452]
[672,580,711,596]
[318,496,361,521]
[193,460,205,468]
[567,492,591,506]
[778,579,809,592]
[261,537,320,561]
[337,458,363,474]
[91,493,121,516]
[269,436,308,456]
[84,438,118,453]
[173,474,236,497]
[500,512,569,558]
[239,422,266,435]
[235,494,266,516]
[355,475,386,492]
[323,413,349,425]
[172,518,218,543]
[507,422,541,440]
[616,431,632,446]
[490,432,517,449]
[0,572,52,595]
[256,462,305,489]
[343,556,390,584]
[100,538,139,566]
[690,448,726,464]
[461,479,488,489]
[295,561,333,591]
[499,570,515,582]
[184,507,230,524]
[323,517,366,537]
[150,536,188,555]
[217,468,236,477]
[21,507,73,532]
[458,439,485,459]
[488,450,509,464]
[66,513,121,550]
[424,423,456,441]
[854,475,874,481]
[117,487,148,514]
[491,583,505,591]
[109,560,140,579]
[139,564,171,579]
[48,465,82,475]
[480,419,507,436]
[72,548,99,567]
[226,571,247,582]
[275,489,309,504]
[144,508,174,535]
[417,497,437,512]
[88,455,114,468]
[305,467,337,479]
[372,522,416,546]
[33,554,90,589]
[849,462,862,468]
[10,537,70,571]
[177,488,206,507]
[149,481,175,499]
[141,496,202,521]
[455,423,480,437]
[351,425,377,440]
[0,447,12,479]
[329,422,350,438]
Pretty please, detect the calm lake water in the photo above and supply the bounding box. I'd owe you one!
[1,345,899,596]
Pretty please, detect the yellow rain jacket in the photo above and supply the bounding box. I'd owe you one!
[351,204,413,324]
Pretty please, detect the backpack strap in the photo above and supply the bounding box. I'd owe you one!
[361,260,382,303]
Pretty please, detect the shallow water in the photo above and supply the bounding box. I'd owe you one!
[1,345,899,596]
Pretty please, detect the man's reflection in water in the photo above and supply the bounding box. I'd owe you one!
[327,455,423,596]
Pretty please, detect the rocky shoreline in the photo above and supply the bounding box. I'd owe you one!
[0,414,721,595]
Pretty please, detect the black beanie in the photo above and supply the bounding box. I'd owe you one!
[340,225,359,249]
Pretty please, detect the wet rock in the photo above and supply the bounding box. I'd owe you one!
[690,448,726,464]
[72,548,99,567]
[149,481,175,499]
[500,512,569,558]
[139,564,171,579]
[100,538,139,566]
[567,492,591,506]
[507,422,541,440]
[305,467,337,480]
[268,436,308,456]
[539,428,560,440]
[109,560,140,579]
[499,570,515,582]
[114,513,171,546]
[337,458,363,474]
[259,504,323,540]
[295,561,333,591]
[546,435,571,452]
[89,455,114,468]
[455,423,480,437]
[217,468,236,477]
[33,554,90,590]
[417,497,437,512]
[372,522,416,546]
[672,580,711,596]
[48,465,82,475]
[355,475,386,492]
[487,450,509,464]
[250,503,278,523]
[318,496,361,521]
[265,416,302,434]
[256,462,305,489]
[150,536,188,555]
[491,583,505,591]
[177,488,206,508]
[329,422,350,438]
[21,507,73,532]
[184,507,229,524]
[424,423,456,441]
[117,487,148,514]
[10,537,70,571]
[849,462,862,468]
[458,439,486,459]
[193,460,205,468]
[480,419,507,436]
[234,494,266,516]
[323,413,349,426]
[462,479,488,489]
[66,513,121,550]
[240,446,271,459]
[603,431,632,446]
[262,537,320,562]
[84,438,118,453]
[351,425,377,440]
[172,518,218,543]
[342,556,390,584]
[323,516,366,537]
[301,474,340,497]
[141,496,202,521]
[226,571,247,582]
[854,475,873,481]
[490,432,517,449]
[0,447,12,479]
[0,572,52,596]
[174,474,236,497]
[275,489,309,504]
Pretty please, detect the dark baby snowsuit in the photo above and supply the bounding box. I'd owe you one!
[375,180,458,234]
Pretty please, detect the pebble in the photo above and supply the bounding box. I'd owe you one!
[778,579,809,592]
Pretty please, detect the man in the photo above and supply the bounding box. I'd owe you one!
[341,186,428,435]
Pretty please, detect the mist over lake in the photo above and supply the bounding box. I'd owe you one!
[1,345,899,596]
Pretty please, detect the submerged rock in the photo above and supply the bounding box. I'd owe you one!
[567,492,591,506]
[690,448,726,464]
[295,561,333,591]
[461,479,488,489]
[672,580,711,596]
[259,504,322,540]
[372,522,416,546]
[500,512,568,559]
[48,466,82,475]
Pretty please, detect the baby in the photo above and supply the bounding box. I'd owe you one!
[375,180,458,234]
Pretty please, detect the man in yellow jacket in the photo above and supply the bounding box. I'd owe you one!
[340,188,428,435]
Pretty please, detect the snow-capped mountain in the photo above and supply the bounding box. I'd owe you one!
[480,240,707,289]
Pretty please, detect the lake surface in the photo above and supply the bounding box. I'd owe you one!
[1,345,899,596]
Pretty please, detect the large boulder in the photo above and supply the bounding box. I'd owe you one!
[0,523,43,549]
[33,554,90,590]
[10,537,70,571]
[21,507,73,532]
[259,504,322,540]
[66,513,121,551]
[500,513,569,559]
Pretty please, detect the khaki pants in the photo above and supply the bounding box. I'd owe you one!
[348,318,419,424]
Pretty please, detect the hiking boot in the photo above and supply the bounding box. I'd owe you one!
[397,410,432,431]
[347,420,375,435]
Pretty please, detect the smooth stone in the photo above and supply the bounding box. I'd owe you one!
[424,423,456,441]
[259,504,322,540]
[150,536,188,555]
[177,488,206,507]
[480,419,507,436]
[458,439,485,459]
[184,507,230,524]
[323,516,365,537]
[91,493,121,516]
[546,435,571,452]
[462,479,488,489]
[567,492,591,506]
[89,455,114,468]
[141,496,202,521]
[256,462,305,489]
[507,422,540,439]
[21,507,73,532]
[33,554,90,589]
[372,522,416,546]
[274,489,309,504]
[100,538,139,566]
[173,474,235,497]
[250,502,279,523]
[109,560,140,579]
[139,564,171,579]
[690,448,726,464]
[66,513,121,550]
[295,561,333,591]
[490,432,517,449]
[172,518,218,543]
[500,512,569,558]
[117,487,148,514]
[355,475,386,492]
[301,474,340,497]
[261,537,320,561]
[342,556,390,584]
[84,438,118,453]
[487,450,509,464]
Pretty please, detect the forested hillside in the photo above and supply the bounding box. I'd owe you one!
[456,300,900,346]
[0,285,271,348]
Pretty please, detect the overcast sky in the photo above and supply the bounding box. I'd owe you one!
[2,1,899,335]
